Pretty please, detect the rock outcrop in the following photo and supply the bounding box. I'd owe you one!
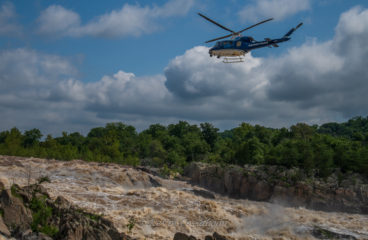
[173,232,230,240]
[0,184,133,240]
[184,162,368,214]
[190,189,216,199]
[0,216,10,237]
[173,232,198,240]
[312,226,358,240]
[0,189,33,234]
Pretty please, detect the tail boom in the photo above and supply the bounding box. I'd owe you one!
[283,22,303,38]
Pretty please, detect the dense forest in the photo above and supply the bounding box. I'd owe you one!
[0,116,368,177]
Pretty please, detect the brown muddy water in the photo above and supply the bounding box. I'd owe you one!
[0,156,367,240]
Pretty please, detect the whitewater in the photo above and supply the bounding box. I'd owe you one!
[0,156,367,239]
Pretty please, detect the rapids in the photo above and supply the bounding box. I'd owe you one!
[0,156,367,240]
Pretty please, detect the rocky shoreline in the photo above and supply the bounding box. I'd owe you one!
[1,156,368,239]
[184,162,368,214]
[0,182,363,240]
[0,182,233,240]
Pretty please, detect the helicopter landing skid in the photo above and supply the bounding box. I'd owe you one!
[223,56,244,63]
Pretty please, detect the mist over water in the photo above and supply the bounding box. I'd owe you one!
[0,156,367,239]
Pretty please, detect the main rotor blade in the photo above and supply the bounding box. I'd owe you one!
[198,13,235,34]
[205,33,233,43]
[237,18,274,34]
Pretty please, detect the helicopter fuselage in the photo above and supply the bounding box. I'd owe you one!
[209,36,291,58]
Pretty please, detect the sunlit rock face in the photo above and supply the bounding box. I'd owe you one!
[0,156,368,240]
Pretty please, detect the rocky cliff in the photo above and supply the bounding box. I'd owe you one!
[184,162,368,214]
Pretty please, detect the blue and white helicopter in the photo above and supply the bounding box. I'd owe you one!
[199,13,303,63]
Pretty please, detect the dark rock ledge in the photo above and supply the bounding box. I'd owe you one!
[184,162,368,214]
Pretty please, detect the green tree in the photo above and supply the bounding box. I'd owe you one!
[235,137,265,165]
[359,147,368,176]
[23,129,42,148]
[168,121,192,138]
[313,142,334,177]
[182,132,209,161]
[147,140,167,160]
[301,142,315,174]
[278,140,300,167]
[167,150,186,169]
[3,128,23,155]
[290,123,316,142]
[200,122,219,150]
[143,124,167,140]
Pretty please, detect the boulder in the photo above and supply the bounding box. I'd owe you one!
[173,232,198,240]
[21,230,53,240]
[213,232,228,240]
[0,177,10,190]
[191,189,215,199]
[54,196,71,209]
[0,216,10,237]
[148,176,161,187]
[204,232,230,240]
[312,226,358,240]
[0,189,32,233]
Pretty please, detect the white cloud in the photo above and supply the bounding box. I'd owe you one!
[0,48,76,92]
[0,2,21,36]
[0,48,87,134]
[2,7,368,134]
[239,0,310,22]
[152,0,194,18]
[164,46,264,99]
[0,47,172,134]
[37,5,81,37]
[37,0,194,38]
[164,6,368,125]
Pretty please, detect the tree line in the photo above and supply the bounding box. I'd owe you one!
[0,116,367,177]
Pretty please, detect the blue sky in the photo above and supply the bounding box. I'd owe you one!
[1,0,368,135]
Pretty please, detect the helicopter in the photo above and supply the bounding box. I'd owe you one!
[198,13,303,63]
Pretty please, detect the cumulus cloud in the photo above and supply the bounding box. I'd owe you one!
[164,6,368,125]
[37,5,81,37]
[0,48,76,93]
[265,6,368,118]
[0,2,21,36]
[37,0,194,38]
[165,47,264,100]
[0,48,88,134]
[239,0,310,22]
[0,48,172,134]
[2,6,368,134]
